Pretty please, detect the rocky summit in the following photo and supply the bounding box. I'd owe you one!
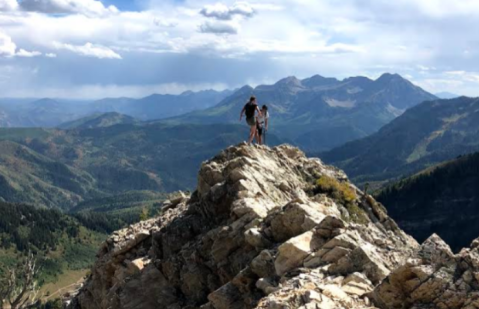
[70,144,479,309]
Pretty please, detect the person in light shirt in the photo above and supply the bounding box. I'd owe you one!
[256,105,269,145]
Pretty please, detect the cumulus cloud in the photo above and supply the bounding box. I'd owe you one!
[199,20,239,34]
[153,18,178,28]
[200,2,255,20]
[16,49,42,57]
[0,0,18,11]
[45,53,57,58]
[0,32,16,57]
[0,31,41,57]
[20,0,118,16]
[53,42,122,59]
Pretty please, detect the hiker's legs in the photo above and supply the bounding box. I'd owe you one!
[248,125,256,144]
[257,125,263,145]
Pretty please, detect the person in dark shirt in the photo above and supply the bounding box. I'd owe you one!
[240,96,262,144]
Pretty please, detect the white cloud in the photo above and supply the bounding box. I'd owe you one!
[19,0,118,16]
[53,42,122,59]
[0,31,16,57]
[45,53,57,58]
[2,0,479,96]
[0,31,41,58]
[200,2,255,20]
[0,0,18,11]
[16,48,42,57]
[199,20,239,34]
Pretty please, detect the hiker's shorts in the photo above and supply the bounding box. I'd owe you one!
[257,124,264,136]
[246,117,256,127]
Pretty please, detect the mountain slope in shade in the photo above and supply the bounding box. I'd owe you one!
[322,96,479,184]
[376,152,479,252]
[167,73,436,151]
[58,112,140,129]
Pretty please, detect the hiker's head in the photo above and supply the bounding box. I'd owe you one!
[249,96,256,103]
[262,105,268,111]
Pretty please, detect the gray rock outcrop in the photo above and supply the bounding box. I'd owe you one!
[70,144,420,309]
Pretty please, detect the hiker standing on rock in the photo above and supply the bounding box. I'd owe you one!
[240,96,262,144]
[256,105,269,145]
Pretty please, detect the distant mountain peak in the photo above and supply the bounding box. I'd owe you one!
[302,75,339,88]
[275,76,302,86]
[376,73,405,83]
[181,90,195,96]
[237,85,254,93]
[343,76,373,83]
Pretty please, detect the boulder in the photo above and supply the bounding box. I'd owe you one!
[275,230,323,276]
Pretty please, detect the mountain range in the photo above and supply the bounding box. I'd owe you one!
[0,73,436,152]
[166,73,436,151]
[0,90,232,128]
[322,96,479,184]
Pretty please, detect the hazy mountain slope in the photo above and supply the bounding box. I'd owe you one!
[167,73,436,151]
[31,123,282,192]
[91,89,232,121]
[435,91,460,99]
[0,124,282,208]
[322,96,479,183]
[0,140,102,209]
[58,112,140,129]
[376,152,479,251]
[0,90,231,128]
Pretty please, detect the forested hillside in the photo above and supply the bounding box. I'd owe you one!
[0,201,105,286]
[376,152,479,251]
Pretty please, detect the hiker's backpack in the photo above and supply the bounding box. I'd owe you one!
[245,102,256,118]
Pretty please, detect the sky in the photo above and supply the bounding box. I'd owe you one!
[1,0,479,99]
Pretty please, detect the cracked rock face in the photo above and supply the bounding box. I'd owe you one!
[70,144,420,309]
[372,233,479,309]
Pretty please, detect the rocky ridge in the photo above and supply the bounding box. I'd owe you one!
[70,144,471,309]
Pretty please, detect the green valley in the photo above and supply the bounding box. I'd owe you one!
[0,123,281,209]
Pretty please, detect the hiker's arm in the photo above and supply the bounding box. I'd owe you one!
[256,106,262,117]
[265,118,269,131]
[239,107,245,121]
